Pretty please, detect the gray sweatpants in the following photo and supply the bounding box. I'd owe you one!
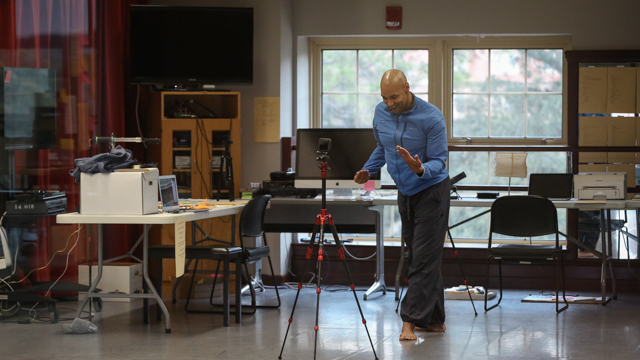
[398,177,450,328]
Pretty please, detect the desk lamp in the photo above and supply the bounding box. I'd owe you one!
[494,153,527,195]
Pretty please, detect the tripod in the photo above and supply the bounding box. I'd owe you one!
[216,134,235,201]
[278,148,378,360]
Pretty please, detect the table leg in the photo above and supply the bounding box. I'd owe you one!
[607,209,617,300]
[141,224,171,332]
[364,205,386,300]
[76,224,103,320]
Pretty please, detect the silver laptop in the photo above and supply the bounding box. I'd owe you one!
[528,173,574,200]
[158,175,181,212]
[158,175,207,213]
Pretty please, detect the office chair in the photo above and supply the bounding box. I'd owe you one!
[485,195,568,314]
[206,194,281,312]
[147,241,244,327]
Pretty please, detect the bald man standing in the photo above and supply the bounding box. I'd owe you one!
[355,69,450,341]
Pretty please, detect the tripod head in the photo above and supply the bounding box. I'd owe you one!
[221,134,233,147]
[315,137,331,163]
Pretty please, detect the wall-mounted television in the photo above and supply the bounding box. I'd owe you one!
[0,67,57,150]
[129,6,253,87]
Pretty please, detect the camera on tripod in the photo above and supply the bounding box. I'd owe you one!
[318,138,331,152]
[316,137,331,162]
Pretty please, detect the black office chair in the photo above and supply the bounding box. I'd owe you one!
[485,195,568,314]
[206,194,281,312]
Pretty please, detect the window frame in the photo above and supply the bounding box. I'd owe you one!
[443,36,572,146]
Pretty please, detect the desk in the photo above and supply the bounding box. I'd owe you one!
[264,197,381,298]
[56,201,245,333]
[371,196,631,305]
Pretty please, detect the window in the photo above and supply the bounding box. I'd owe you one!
[451,49,563,142]
[449,151,569,242]
[444,38,570,145]
[321,49,429,129]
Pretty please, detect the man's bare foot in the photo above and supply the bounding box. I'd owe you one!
[399,322,417,341]
[415,323,446,332]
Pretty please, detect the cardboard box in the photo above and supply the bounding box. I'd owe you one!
[80,168,158,215]
[579,152,608,164]
[78,262,143,302]
[607,152,636,164]
[579,116,607,146]
[607,164,636,188]
[608,117,636,146]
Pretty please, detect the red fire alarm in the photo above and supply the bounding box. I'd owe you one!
[386,6,402,30]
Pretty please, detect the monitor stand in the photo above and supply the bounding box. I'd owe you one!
[331,188,353,197]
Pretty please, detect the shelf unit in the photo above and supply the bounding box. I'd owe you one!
[566,50,640,192]
[147,91,242,281]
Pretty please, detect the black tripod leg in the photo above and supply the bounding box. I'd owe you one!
[447,228,477,316]
[395,267,408,313]
[328,217,379,360]
[226,149,234,201]
[278,216,321,360]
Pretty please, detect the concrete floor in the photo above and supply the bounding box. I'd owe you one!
[1,287,639,360]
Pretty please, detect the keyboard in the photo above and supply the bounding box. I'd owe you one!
[314,195,373,201]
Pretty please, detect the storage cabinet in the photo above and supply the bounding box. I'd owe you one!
[157,91,241,199]
[148,91,241,281]
[565,50,640,191]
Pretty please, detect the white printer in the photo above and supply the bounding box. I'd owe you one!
[574,172,627,200]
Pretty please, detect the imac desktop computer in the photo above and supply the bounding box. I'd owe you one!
[294,128,381,197]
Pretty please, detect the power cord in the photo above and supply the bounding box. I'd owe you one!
[8,225,82,285]
[135,85,147,149]
[26,224,82,319]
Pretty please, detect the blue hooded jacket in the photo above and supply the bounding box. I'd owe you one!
[362,94,449,196]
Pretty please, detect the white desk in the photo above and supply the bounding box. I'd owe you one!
[56,201,246,333]
[370,196,632,304]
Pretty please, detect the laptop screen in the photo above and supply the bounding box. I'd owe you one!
[158,175,180,212]
[528,173,574,200]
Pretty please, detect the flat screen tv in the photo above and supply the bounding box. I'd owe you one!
[0,67,57,150]
[129,6,253,87]
[295,128,381,191]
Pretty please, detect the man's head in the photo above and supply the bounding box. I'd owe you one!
[380,69,412,114]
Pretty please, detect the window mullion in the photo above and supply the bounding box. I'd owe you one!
[524,49,528,139]
[356,50,359,128]
[487,50,492,138]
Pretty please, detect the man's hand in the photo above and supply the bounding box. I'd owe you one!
[396,145,424,176]
[354,169,370,184]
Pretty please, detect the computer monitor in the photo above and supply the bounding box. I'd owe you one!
[294,128,381,192]
[528,173,574,200]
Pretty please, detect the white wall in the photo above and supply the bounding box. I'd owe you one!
[292,0,640,49]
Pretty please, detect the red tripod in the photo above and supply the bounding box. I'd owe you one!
[278,147,378,360]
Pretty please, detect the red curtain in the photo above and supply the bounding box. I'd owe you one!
[0,0,136,286]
